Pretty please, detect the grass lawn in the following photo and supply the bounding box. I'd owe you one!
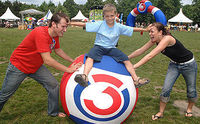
[0,27,200,124]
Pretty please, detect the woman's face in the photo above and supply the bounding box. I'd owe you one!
[149,26,162,43]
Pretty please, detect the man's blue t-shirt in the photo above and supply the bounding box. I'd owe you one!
[86,20,133,48]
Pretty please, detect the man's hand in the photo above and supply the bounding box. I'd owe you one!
[66,62,82,73]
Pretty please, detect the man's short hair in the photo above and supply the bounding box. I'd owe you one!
[49,12,69,27]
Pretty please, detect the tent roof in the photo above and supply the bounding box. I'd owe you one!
[38,10,53,22]
[168,8,193,23]
[71,10,88,20]
[0,7,20,20]
[44,10,53,20]
[19,9,45,15]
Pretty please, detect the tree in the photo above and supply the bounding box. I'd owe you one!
[85,0,103,11]
[0,1,6,16]
[39,1,48,12]
[116,0,137,23]
[156,0,181,20]
[47,1,56,13]
[54,2,69,16]
[191,0,200,24]
[103,0,117,6]
[12,0,22,17]
[63,0,78,18]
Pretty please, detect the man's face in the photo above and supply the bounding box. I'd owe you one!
[104,10,116,26]
[53,18,68,37]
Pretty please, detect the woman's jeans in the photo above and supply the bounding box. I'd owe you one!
[0,62,59,116]
[160,60,198,103]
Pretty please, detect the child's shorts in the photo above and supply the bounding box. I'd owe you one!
[87,45,129,62]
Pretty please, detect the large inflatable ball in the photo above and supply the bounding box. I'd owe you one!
[60,54,138,124]
[126,0,167,27]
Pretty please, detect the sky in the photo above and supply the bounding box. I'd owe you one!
[1,0,193,6]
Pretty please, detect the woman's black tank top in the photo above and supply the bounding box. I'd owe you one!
[161,38,193,63]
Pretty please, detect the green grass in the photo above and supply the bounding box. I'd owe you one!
[0,27,200,124]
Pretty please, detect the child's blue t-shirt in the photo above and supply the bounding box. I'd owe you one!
[86,20,133,48]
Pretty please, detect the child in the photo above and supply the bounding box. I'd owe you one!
[71,4,150,88]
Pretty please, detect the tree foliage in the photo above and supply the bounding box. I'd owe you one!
[0,0,199,25]
[63,0,78,18]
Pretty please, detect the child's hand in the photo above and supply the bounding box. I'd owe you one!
[146,24,152,32]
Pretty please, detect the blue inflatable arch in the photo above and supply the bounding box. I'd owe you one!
[126,0,167,27]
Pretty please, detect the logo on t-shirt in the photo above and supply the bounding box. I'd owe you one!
[50,38,56,51]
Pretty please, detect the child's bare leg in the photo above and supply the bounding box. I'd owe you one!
[123,60,138,81]
[83,57,94,76]
[74,57,94,87]
[123,60,150,88]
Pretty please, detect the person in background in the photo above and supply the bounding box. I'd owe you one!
[0,12,82,117]
[128,22,198,120]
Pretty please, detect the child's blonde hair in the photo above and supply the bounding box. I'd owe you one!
[103,4,117,15]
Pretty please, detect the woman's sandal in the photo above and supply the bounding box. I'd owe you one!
[152,114,163,120]
[185,111,193,117]
[74,74,88,87]
[134,77,150,88]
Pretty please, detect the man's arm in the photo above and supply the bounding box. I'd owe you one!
[54,48,74,63]
[40,52,81,73]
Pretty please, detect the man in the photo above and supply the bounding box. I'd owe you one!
[0,12,82,117]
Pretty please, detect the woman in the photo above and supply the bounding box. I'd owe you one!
[128,22,198,120]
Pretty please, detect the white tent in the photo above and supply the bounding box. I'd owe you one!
[71,10,88,21]
[38,10,53,22]
[0,7,20,20]
[19,9,45,15]
[168,8,193,23]
[19,9,45,23]
[37,10,53,25]
[43,10,53,20]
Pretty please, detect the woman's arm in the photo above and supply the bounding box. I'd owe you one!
[128,40,154,59]
[133,36,171,69]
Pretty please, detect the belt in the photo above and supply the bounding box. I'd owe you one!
[171,57,194,65]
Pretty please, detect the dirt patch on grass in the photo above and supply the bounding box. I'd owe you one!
[154,86,162,90]
[0,61,8,64]
[173,100,200,117]
[0,57,8,64]
[52,72,60,76]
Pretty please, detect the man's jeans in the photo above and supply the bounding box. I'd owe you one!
[160,60,198,103]
[0,62,59,116]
